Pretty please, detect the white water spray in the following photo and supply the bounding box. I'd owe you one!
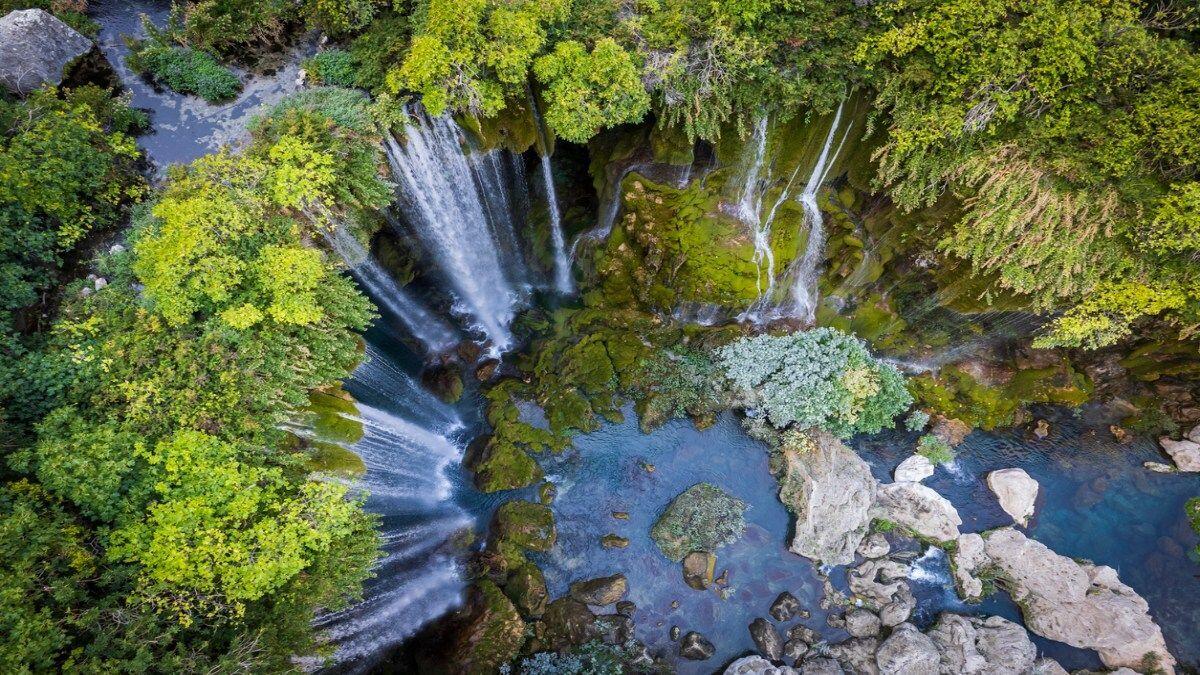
[783,100,849,322]
[382,113,525,350]
[326,227,458,354]
[529,97,573,294]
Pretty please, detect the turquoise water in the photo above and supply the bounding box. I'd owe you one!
[532,406,1199,672]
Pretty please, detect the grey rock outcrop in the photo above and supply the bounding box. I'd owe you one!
[875,622,940,674]
[844,608,882,638]
[893,454,934,483]
[770,591,803,621]
[778,431,877,565]
[0,9,92,95]
[857,533,890,559]
[927,613,1036,674]
[827,637,880,675]
[872,482,962,542]
[953,527,1176,673]
[986,468,1039,526]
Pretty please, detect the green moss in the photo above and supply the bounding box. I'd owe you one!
[909,359,1093,430]
[306,440,367,477]
[472,580,528,671]
[1119,340,1200,381]
[302,386,363,444]
[469,436,545,493]
[504,562,548,618]
[459,98,540,154]
[494,500,557,552]
[649,121,694,165]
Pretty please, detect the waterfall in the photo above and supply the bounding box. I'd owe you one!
[318,355,473,666]
[540,155,573,293]
[382,113,527,351]
[736,117,777,298]
[529,96,573,294]
[326,227,459,354]
[782,99,849,322]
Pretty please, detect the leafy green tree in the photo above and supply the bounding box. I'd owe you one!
[533,38,650,143]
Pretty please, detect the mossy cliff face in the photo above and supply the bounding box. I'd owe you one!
[296,384,367,478]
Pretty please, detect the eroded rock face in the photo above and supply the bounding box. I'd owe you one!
[927,613,1036,675]
[857,533,890,559]
[893,454,934,483]
[876,622,940,675]
[778,430,877,565]
[872,482,962,542]
[986,468,1039,526]
[954,527,1176,673]
[0,9,92,95]
[414,580,525,673]
[845,608,882,638]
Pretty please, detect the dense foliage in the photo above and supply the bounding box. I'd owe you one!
[0,89,389,670]
[717,328,913,437]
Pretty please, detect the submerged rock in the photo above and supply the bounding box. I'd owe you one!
[679,631,716,660]
[568,574,627,606]
[749,617,784,661]
[601,533,629,548]
[682,550,716,590]
[540,597,598,651]
[778,430,877,565]
[953,527,1176,673]
[872,481,961,542]
[770,590,803,621]
[875,622,939,674]
[986,468,1039,526]
[0,9,92,95]
[893,454,934,483]
[651,483,747,561]
[931,415,971,447]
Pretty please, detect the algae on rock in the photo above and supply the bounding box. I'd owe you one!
[650,482,747,561]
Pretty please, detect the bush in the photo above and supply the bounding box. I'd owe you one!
[716,328,912,437]
[303,49,357,87]
[916,434,955,465]
[128,38,241,103]
[905,410,930,431]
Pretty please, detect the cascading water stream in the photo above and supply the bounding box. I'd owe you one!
[382,112,527,351]
[529,96,573,294]
[735,117,775,298]
[315,347,472,666]
[326,226,459,354]
[783,99,849,322]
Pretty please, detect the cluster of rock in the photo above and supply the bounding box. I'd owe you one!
[776,431,1176,674]
[726,607,1068,674]
[651,482,747,590]
[953,528,1176,673]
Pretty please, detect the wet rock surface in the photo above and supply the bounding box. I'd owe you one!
[749,617,784,661]
[679,631,716,660]
[682,550,717,590]
[871,481,962,542]
[568,573,627,606]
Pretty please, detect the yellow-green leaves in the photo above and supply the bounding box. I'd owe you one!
[266,135,337,210]
[256,245,327,326]
[533,38,650,143]
[108,431,362,624]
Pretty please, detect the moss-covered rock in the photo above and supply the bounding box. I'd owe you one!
[650,483,747,561]
[494,500,557,552]
[466,435,544,492]
[909,358,1093,430]
[413,579,526,674]
[505,562,548,619]
[422,363,464,404]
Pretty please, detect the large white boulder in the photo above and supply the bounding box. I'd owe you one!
[894,454,934,483]
[778,431,877,565]
[1159,436,1200,472]
[872,481,962,542]
[986,468,1039,526]
[0,9,92,95]
[953,527,1176,673]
